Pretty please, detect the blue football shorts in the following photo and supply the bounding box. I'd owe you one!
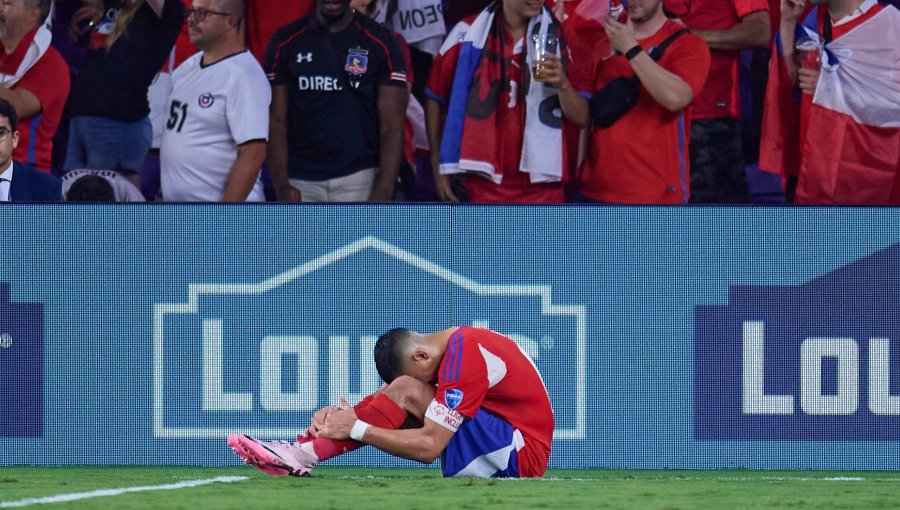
[441,409,524,478]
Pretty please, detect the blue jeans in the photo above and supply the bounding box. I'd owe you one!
[63,116,152,173]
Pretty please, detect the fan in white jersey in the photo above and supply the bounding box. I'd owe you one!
[160,0,270,202]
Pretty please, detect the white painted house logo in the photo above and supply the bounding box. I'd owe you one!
[153,237,586,440]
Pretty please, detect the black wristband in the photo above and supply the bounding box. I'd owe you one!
[625,45,643,60]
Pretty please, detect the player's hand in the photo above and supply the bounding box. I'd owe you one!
[603,14,638,55]
[367,183,395,202]
[275,184,301,202]
[781,0,807,25]
[69,4,103,42]
[304,405,341,438]
[318,397,358,441]
[534,53,568,88]
[797,67,820,96]
[433,174,460,203]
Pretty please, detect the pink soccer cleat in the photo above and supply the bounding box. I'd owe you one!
[227,434,317,477]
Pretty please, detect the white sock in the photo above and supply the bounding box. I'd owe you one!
[298,441,320,461]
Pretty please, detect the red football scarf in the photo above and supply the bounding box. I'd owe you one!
[440,4,565,184]
[0,22,50,88]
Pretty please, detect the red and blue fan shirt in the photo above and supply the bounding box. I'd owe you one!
[0,29,69,172]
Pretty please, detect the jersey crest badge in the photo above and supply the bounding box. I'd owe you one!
[344,48,369,76]
[444,389,464,410]
[198,93,215,109]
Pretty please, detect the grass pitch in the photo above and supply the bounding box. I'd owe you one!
[2,467,899,509]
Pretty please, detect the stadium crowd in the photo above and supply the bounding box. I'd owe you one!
[0,0,896,205]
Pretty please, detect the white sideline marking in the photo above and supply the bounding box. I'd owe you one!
[335,475,900,483]
[0,476,248,508]
[763,476,865,481]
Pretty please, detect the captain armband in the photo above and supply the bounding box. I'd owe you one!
[424,399,464,432]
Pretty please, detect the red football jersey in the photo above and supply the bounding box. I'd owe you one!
[573,21,711,204]
[427,326,554,477]
[246,0,316,63]
[668,0,769,119]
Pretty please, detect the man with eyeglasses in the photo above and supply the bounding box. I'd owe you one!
[0,0,69,173]
[263,0,409,202]
[159,0,270,201]
[0,98,61,202]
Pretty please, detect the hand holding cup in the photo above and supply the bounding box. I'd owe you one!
[794,35,822,96]
[531,33,559,82]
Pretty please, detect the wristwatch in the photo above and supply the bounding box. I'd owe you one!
[625,45,644,60]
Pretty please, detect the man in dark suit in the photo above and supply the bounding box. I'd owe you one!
[0,99,61,202]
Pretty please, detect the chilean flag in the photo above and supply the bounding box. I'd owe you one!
[567,0,607,29]
[245,0,316,63]
[759,2,900,204]
[564,0,607,45]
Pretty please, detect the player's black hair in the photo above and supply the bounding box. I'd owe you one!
[66,175,117,202]
[374,328,413,384]
[0,98,18,133]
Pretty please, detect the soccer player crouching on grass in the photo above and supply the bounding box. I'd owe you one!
[228,326,554,478]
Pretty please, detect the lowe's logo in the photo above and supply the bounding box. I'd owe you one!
[694,244,900,440]
[153,237,586,440]
[0,284,43,437]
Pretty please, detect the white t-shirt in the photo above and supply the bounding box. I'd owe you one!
[0,160,13,202]
[160,50,271,202]
[61,169,147,201]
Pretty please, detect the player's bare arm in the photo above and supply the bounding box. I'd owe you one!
[691,11,771,49]
[0,87,41,120]
[424,98,458,203]
[222,140,267,201]
[318,405,455,464]
[538,54,591,128]
[369,84,408,202]
[267,85,300,202]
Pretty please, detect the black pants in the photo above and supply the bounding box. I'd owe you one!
[689,118,750,204]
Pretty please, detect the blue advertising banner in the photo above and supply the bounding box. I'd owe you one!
[695,245,900,441]
[0,204,897,469]
[0,284,43,437]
